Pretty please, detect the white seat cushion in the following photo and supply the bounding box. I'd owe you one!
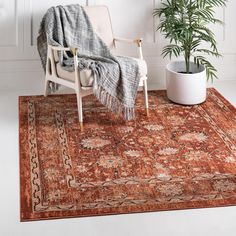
[56,57,147,87]
[56,63,94,87]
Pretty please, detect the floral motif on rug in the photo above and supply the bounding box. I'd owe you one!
[19,89,236,221]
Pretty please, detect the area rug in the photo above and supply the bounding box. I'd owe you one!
[19,88,236,221]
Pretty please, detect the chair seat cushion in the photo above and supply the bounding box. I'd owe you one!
[56,57,147,87]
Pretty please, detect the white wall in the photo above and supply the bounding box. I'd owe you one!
[0,0,235,91]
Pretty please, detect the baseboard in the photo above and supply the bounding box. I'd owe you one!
[0,67,235,91]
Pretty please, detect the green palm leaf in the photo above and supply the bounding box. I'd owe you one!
[154,0,226,80]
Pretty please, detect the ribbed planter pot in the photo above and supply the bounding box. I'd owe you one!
[166,61,207,105]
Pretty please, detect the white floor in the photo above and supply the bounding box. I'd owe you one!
[0,80,236,236]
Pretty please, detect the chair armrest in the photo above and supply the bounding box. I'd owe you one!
[47,45,79,73]
[48,45,78,56]
[114,37,143,47]
[49,45,71,51]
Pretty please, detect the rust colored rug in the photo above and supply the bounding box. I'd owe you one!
[19,88,236,221]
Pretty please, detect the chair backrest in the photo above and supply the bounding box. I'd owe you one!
[53,5,115,62]
[84,5,115,50]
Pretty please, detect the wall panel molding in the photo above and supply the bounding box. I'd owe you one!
[0,0,18,47]
[0,0,25,61]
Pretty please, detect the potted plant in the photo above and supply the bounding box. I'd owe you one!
[154,0,226,105]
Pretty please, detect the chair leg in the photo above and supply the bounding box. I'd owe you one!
[44,79,49,97]
[143,79,149,116]
[76,90,83,131]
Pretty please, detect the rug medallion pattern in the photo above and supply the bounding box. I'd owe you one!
[19,89,236,221]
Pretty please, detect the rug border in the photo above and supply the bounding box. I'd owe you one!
[20,200,236,222]
[209,87,236,110]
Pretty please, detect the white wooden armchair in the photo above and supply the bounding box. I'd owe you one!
[44,5,149,129]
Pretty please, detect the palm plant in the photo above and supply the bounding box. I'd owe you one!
[154,0,226,81]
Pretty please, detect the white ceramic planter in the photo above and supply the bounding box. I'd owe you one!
[166,61,207,105]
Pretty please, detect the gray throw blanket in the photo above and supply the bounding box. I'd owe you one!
[37,4,141,120]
